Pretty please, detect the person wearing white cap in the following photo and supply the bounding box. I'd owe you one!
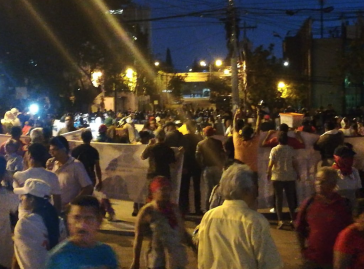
[13,178,66,269]
[0,156,19,269]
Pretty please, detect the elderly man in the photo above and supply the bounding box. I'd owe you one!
[198,163,283,269]
[295,167,352,269]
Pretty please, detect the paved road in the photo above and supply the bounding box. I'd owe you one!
[97,201,302,269]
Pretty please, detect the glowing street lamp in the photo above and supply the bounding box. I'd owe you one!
[283,61,289,67]
[200,60,207,67]
[126,68,134,79]
[91,71,103,87]
[215,59,223,67]
[154,61,160,67]
[278,81,286,89]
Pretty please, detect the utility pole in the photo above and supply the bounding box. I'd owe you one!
[228,0,240,112]
[319,0,324,38]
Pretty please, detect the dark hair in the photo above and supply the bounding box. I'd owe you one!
[353,198,364,219]
[0,156,6,180]
[50,136,69,153]
[42,127,52,140]
[278,131,288,145]
[279,123,289,132]
[241,126,254,140]
[235,119,245,131]
[11,126,22,138]
[81,130,93,143]
[68,195,102,219]
[28,194,60,249]
[28,143,49,167]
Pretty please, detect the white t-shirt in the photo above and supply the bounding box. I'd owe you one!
[269,144,297,181]
[336,168,362,204]
[50,157,92,208]
[14,167,61,218]
[0,188,19,268]
[14,213,66,269]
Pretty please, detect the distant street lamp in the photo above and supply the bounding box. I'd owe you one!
[278,81,286,89]
[154,61,160,67]
[283,61,289,67]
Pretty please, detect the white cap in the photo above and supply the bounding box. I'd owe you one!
[13,178,51,198]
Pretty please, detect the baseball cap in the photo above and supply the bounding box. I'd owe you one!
[334,145,356,158]
[13,178,51,198]
[263,114,270,120]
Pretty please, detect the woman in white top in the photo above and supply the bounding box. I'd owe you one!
[332,145,362,204]
[13,178,65,269]
[0,156,19,269]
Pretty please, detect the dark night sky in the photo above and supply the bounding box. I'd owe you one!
[135,0,364,71]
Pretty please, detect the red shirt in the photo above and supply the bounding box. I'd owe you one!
[334,224,364,269]
[263,136,305,149]
[295,193,352,265]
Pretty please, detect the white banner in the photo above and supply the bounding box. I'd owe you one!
[68,141,184,204]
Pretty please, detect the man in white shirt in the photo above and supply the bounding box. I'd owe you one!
[198,163,283,269]
[14,143,62,215]
[47,136,93,211]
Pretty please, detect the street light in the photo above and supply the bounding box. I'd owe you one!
[154,61,160,67]
[278,81,286,89]
[200,60,207,67]
[283,61,289,67]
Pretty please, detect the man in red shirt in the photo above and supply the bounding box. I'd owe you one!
[334,198,364,269]
[261,123,305,149]
[295,167,352,269]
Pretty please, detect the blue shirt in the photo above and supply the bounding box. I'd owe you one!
[46,240,118,269]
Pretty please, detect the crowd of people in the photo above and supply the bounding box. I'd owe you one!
[1,102,364,269]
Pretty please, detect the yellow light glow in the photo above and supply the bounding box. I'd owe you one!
[278,81,286,88]
[224,69,230,75]
[154,61,160,67]
[126,68,134,79]
[91,71,103,87]
[215,59,222,67]
[200,61,207,67]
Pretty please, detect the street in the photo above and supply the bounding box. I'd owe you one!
[97,200,302,269]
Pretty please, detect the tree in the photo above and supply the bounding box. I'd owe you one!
[206,75,231,96]
[168,74,186,99]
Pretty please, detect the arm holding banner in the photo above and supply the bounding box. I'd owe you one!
[261,130,276,147]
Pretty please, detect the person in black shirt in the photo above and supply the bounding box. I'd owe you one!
[71,130,102,190]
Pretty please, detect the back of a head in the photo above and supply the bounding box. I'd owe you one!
[11,126,22,138]
[30,128,44,143]
[241,126,254,140]
[278,131,288,145]
[81,130,93,143]
[236,119,245,131]
[220,163,254,200]
[28,143,49,165]
[317,166,339,186]
[279,123,289,132]
[155,129,166,141]
[50,136,70,152]
[69,195,102,219]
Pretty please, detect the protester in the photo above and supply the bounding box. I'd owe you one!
[96,124,113,143]
[71,130,115,221]
[332,145,362,204]
[14,143,61,215]
[261,123,305,149]
[314,121,344,166]
[130,176,196,269]
[260,114,275,132]
[267,131,301,229]
[13,178,66,269]
[198,163,283,269]
[0,126,25,156]
[0,156,19,269]
[233,108,261,193]
[297,119,317,133]
[334,198,364,269]
[180,120,202,215]
[4,139,23,173]
[164,121,185,148]
[57,114,77,135]
[195,126,225,211]
[47,136,93,211]
[46,196,118,269]
[295,167,352,269]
